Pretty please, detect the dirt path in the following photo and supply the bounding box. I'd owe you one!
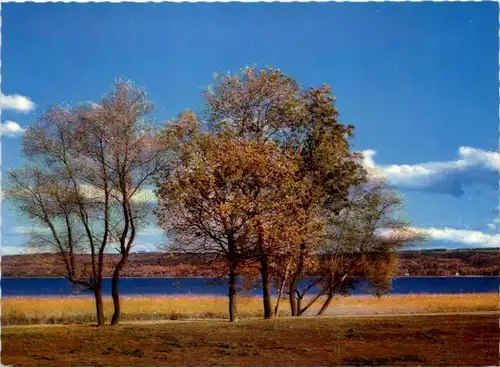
[3,310,498,328]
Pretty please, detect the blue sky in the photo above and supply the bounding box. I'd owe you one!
[2,2,499,254]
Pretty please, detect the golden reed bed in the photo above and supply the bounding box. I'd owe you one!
[2,293,498,325]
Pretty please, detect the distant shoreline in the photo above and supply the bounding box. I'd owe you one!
[3,249,499,278]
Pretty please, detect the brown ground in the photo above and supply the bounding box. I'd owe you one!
[2,313,498,366]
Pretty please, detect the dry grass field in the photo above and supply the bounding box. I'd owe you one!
[2,293,498,325]
[2,313,498,366]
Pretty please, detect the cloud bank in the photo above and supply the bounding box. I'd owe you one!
[362,147,499,197]
[73,186,156,204]
[11,226,52,235]
[0,121,25,136]
[0,93,35,112]
[414,227,500,247]
[383,226,500,248]
[132,188,157,203]
[137,226,164,236]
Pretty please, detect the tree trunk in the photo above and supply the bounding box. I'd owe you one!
[274,260,291,318]
[317,273,348,316]
[288,244,305,316]
[110,257,127,326]
[273,285,284,318]
[288,273,299,316]
[228,264,238,322]
[317,287,334,316]
[318,274,338,316]
[298,286,324,316]
[94,284,105,327]
[296,293,303,316]
[260,254,273,319]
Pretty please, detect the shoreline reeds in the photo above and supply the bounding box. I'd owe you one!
[2,293,498,326]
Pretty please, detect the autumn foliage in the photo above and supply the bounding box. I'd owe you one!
[7,67,428,324]
[154,67,423,321]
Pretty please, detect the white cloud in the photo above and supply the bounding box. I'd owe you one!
[137,226,163,236]
[81,101,100,110]
[1,246,28,255]
[132,188,157,203]
[487,223,496,230]
[414,227,500,247]
[361,146,499,197]
[0,121,25,136]
[78,185,157,204]
[132,244,151,253]
[380,226,500,248]
[11,225,51,235]
[486,218,500,232]
[0,93,35,112]
[132,242,161,253]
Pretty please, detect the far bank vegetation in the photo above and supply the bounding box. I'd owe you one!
[3,249,498,278]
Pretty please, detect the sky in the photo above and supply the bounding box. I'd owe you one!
[2,2,499,255]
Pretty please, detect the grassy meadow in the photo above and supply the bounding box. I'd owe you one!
[2,293,498,325]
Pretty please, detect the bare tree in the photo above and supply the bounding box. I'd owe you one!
[7,129,113,326]
[7,80,168,326]
[81,82,168,325]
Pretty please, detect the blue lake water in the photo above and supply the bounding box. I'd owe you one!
[1,276,499,297]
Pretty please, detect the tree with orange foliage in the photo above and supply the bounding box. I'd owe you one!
[155,111,307,321]
[203,66,366,317]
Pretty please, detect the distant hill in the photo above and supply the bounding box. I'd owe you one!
[2,248,498,278]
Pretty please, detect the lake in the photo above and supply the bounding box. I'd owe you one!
[1,276,499,297]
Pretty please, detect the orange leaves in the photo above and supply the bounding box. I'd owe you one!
[156,125,307,260]
[154,66,422,317]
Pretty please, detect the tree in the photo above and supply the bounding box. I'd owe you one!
[283,85,368,316]
[295,178,427,316]
[202,66,365,317]
[6,80,167,326]
[6,113,114,326]
[155,111,306,321]
[80,82,168,325]
[7,168,107,324]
